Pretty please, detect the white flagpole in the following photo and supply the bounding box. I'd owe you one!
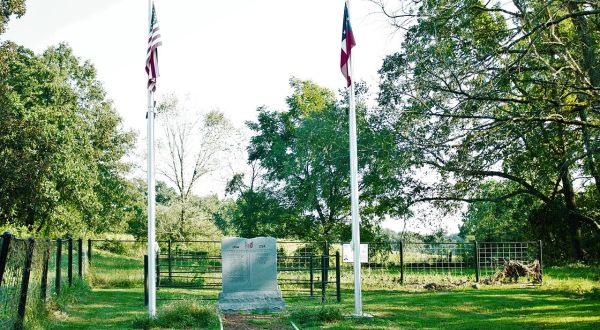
[346,0,363,316]
[147,0,157,318]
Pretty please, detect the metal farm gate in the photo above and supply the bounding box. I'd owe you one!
[144,240,341,303]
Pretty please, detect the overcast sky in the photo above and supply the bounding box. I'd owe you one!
[2,0,459,234]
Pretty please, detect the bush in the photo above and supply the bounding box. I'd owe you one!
[133,301,219,329]
[289,305,343,325]
[97,240,127,254]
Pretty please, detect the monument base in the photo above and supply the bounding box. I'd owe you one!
[217,290,285,312]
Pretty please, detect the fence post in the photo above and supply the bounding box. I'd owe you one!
[87,239,92,266]
[335,251,341,302]
[68,238,73,286]
[474,241,480,283]
[323,241,329,287]
[538,240,543,283]
[41,243,50,301]
[0,232,12,286]
[78,238,83,278]
[321,254,326,303]
[16,238,35,329]
[168,239,172,282]
[309,255,314,297]
[400,240,404,285]
[156,253,160,287]
[55,239,62,294]
[144,255,148,306]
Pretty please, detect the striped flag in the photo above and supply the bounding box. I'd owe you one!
[146,3,162,92]
[340,2,355,87]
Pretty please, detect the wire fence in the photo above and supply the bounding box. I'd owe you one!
[80,239,539,304]
[0,237,527,309]
[0,233,86,329]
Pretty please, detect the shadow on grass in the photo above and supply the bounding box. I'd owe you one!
[343,288,600,330]
[52,288,147,329]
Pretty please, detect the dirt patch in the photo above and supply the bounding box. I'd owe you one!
[423,280,468,290]
[220,313,290,330]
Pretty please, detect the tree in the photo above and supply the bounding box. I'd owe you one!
[459,181,535,241]
[0,0,26,34]
[125,179,178,239]
[0,42,134,236]
[243,78,383,242]
[156,94,236,239]
[374,0,600,259]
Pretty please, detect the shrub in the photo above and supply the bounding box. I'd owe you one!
[132,301,219,329]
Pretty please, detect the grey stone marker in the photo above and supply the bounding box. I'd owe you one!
[217,237,285,312]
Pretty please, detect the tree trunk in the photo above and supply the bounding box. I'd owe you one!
[561,170,584,260]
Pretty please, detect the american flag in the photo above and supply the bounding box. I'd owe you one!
[340,2,355,87]
[146,3,162,92]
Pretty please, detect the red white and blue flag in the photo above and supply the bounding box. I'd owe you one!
[340,2,356,87]
[146,3,162,92]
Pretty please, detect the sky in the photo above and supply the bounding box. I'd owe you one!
[2,0,460,234]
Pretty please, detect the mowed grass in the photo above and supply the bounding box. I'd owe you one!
[50,252,600,329]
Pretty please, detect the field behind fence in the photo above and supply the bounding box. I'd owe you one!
[85,239,543,304]
[0,233,543,327]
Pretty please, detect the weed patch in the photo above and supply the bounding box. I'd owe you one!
[132,300,219,329]
[289,305,343,325]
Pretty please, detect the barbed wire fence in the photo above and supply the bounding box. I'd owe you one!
[0,233,86,329]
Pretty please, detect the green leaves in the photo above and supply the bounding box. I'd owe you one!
[375,0,600,258]
[0,42,134,236]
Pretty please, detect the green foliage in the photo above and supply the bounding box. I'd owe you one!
[460,181,535,241]
[132,301,219,329]
[375,0,600,260]
[234,78,384,241]
[0,42,135,236]
[0,0,26,34]
[97,240,127,255]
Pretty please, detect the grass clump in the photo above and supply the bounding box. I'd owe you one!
[52,278,91,311]
[289,305,343,325]
[133,300,219,329]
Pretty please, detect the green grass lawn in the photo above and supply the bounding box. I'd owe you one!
[47,251,600,329]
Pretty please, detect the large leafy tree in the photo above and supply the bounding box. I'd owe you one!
[374,0,600,259]
[242,79,382,242]
[0,42,134,236]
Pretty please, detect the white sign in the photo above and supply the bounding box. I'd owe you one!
[342,243,368,263]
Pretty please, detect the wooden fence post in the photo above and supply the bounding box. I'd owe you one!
[0,232,12,286]
[40,243,50,301]
[16,238,35,329]
[87,239,92,266]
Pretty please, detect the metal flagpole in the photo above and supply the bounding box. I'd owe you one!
[147,0,157,318]
[346,0,363,316]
